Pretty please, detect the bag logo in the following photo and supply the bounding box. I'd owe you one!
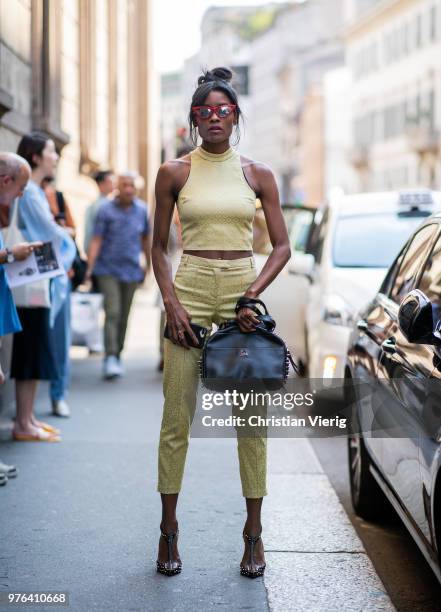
[239,349,248,357]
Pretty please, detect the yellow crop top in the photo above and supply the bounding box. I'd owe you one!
[176,145,257,250]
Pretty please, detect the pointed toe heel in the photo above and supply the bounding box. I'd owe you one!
[240,530,266,579]
[156,528,182,576]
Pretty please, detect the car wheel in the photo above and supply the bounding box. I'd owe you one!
[347,380,394,522]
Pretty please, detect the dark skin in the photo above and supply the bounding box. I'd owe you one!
[152,90,291,574]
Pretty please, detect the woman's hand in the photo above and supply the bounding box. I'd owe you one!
[165,300,199,349]
[236,306,260,333]
[11,241,43,261]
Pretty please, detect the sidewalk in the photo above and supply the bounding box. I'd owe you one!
[264,438,393,611]
[0,287,394,611]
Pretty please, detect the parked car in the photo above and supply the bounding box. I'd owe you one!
[345,210,441,583]
[254,203,317,373]
[301,190,441,395]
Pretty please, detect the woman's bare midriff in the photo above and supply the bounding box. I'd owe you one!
[183,249,253,260]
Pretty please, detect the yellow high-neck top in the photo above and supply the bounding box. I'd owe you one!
[176,145,257,250]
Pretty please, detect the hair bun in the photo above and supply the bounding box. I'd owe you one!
[197,66,233,86]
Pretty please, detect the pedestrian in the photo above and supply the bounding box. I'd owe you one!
[0,152,40,480]
[86,172,151,379]
[83,170,115,255]
[152,67,291,577]
[10,132,76,442]
[42,177,77,417]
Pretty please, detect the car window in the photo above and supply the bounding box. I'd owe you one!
[417,233,441,310]
[252,205,316,256]
[389,224,438,305]
[306,208,329,264]
[379,244,407,296]
[332,212,432,268]
[283,208,315,254]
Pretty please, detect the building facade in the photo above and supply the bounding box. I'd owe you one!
[160,4,283,162]
[241,0,345,203]
[160,71,188,163]
[345,0,441,191]
[159,0,345,204]
[0,0,159,415]
[323,66,358,198]
[0,0,159,248]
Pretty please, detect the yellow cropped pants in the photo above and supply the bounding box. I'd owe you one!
[157,253,267,498]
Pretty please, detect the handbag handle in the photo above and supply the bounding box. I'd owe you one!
[235,296,269,316]
[236,296,301,375]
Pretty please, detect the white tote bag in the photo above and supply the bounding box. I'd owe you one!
[71,292,104,350]
[3,200,51,308]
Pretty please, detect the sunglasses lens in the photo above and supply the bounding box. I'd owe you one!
[217,105,232,117]
[198,107,212,119]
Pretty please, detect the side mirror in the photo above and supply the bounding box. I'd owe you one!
[288,253,315,278]
[398,289,439,344]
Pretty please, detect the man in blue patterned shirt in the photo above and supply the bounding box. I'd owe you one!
[86,172,151,379]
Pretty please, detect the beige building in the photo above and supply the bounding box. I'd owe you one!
[0,0,159,247]
[345,0,441,191]
[247,0,345,203]
[298,87,325,205]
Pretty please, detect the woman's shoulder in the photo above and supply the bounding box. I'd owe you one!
[21,180,43,200]
[240,154,272,170]
[19,180,48,215]
[159,153,192,172]
[239,154,274,177]
[156,155,192,189]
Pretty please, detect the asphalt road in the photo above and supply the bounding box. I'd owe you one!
[310,432,441,612]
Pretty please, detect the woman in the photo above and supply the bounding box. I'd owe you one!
[42,177,77,418]
[10,132,76,442]
[152,67,291,577]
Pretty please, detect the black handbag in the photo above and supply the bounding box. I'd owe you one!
[198,297,299,390]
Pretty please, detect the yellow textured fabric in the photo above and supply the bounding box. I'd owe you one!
[176,146,257,250]
[158,254,268,498]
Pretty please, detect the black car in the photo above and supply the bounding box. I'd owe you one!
[345,210,441,583]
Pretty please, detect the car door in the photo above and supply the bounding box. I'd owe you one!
[304,208,331,372]
[258,205,317,366]
[376,223,439,534]
[412,232,441,545]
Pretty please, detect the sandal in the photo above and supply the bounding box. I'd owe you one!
[39,422,61,435]
[14,417,61,436]
[240,530,266,578]
[12,427,61,443]
[156,527,182,576]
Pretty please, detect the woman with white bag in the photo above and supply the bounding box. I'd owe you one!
[7,132,76,442]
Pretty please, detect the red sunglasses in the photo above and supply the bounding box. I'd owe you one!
[192,104,237,120]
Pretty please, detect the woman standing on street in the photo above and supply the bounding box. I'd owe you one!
[10,132,76,442]
[152,67,291,578]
